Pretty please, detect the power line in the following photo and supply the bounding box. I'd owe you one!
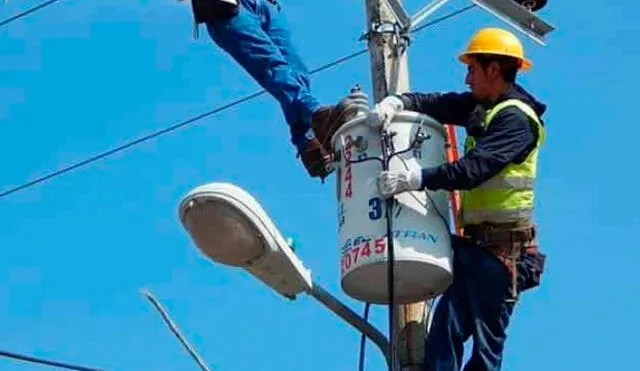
[411,4,476,33]
[0,0,63,28]
[141,289,213,371]
[0,90,267,199]
[0,5,475,200]
[0,349,105,371]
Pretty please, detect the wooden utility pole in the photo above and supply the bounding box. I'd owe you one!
[364,0,409,102]
[364,1,431,370]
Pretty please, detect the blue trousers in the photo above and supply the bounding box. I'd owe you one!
[205,0,320,149]
[424,242,517,371]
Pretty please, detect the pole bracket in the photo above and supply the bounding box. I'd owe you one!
[360,20,411,57]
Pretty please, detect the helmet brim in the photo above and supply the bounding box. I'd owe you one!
[459,52,532,71]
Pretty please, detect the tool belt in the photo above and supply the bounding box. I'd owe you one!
[462,223,546,302]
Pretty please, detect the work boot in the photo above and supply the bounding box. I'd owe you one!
[311,97,360,148]
[514,0,547,11]
[298,136,333,179]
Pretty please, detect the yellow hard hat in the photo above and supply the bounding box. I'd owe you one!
[458,27,532,71]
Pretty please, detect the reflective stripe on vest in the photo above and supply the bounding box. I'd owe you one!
[461,99,545,225]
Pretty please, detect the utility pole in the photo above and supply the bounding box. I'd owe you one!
[364,2,430,370]
[365,0,409,102]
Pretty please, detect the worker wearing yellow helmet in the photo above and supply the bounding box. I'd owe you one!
[370,27,548,370]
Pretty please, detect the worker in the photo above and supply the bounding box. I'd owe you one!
[371,27,548,370]
[181,0,358,179]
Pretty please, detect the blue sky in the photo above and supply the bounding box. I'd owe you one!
[1,0,638,370]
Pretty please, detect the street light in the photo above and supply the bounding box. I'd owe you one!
[178,182,312,300]
[177,182,391,366]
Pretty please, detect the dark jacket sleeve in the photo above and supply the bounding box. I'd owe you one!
[421,106,538,191]
[398,92,477,127]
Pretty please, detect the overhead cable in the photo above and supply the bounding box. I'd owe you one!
[0,349,105,371]
[0,0,63,28]
[0,4,476,200]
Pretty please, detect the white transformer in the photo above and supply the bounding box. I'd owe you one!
[331,103,454,305]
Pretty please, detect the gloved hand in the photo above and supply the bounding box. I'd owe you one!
[377,169,422,198]
[368,95,404,127]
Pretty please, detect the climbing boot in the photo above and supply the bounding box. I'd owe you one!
[310,98,360,148]
[298,136,333,179]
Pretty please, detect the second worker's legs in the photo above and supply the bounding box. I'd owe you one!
[204,0,319,149]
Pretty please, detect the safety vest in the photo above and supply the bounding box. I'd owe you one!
[460,99,545,226]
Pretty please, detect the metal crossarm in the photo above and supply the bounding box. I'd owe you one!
[383,0,412,29]
[410,0,451,31]
[471,0,555,45]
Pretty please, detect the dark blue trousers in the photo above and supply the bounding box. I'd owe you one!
[423,242,516,371]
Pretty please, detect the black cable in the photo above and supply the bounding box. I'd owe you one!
[379,129,400,371]
[0,0,64,28]
[0,5,476,201]
[309,49,368,75]
[357,302,371,371]
[0,90,266,199]
[0,349,105,371]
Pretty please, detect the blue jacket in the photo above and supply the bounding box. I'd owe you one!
[397,84,547,191]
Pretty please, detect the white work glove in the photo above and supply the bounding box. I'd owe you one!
[377,169,422,198]
[368,95,404,127]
